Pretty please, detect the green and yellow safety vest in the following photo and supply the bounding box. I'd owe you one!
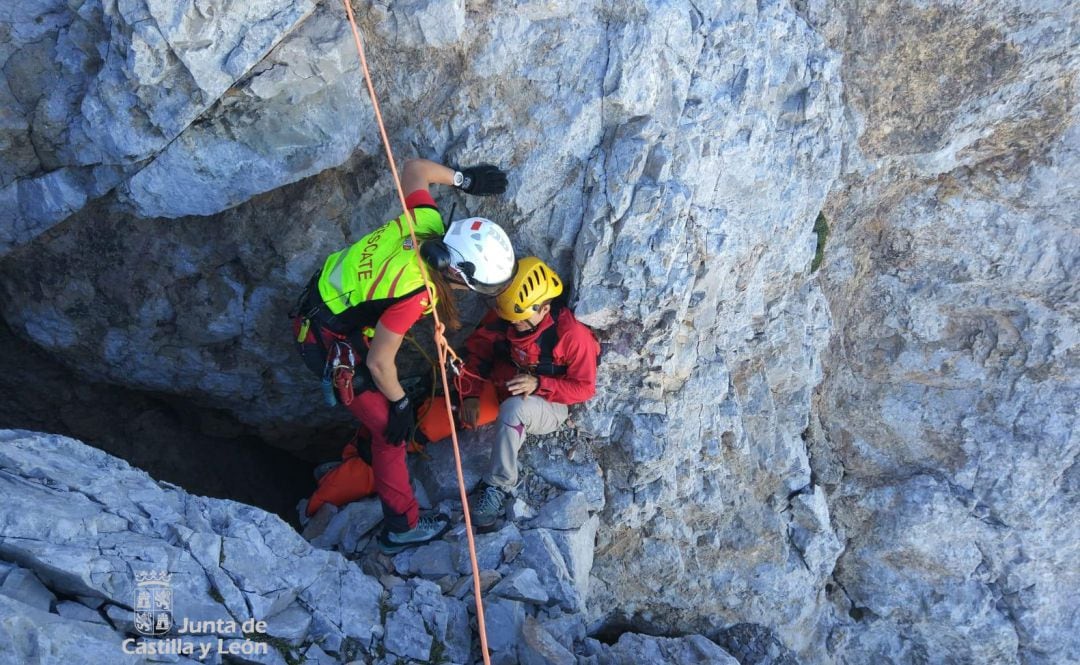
[317,207,444,319]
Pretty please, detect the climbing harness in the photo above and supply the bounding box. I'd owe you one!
[489,302,572,376]
[339,2,493,660]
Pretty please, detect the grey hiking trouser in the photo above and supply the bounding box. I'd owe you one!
[485,395,569,491]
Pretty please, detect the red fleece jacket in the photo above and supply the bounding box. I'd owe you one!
[462,307,599,405]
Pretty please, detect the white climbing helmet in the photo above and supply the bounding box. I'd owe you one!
[442,218,516,295]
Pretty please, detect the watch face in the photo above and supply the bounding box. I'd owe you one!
[454,171,464,187]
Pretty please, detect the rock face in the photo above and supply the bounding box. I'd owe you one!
[1,1,846,654]
[800,1,1080,663]
[0,429,738,664]
[0,430,384,662]
[569,0,842,649]
[0,1,1077,664]
[0,0,323,247]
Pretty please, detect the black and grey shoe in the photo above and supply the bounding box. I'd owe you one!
[471,483,509,529]
[378,513,451,555]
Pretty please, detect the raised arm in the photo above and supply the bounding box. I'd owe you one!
[401,159,456,196]
[401,158,509,198]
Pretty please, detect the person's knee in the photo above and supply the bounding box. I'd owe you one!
[498,396,527,421]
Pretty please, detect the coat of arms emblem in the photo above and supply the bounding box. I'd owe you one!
[133,571,173,637]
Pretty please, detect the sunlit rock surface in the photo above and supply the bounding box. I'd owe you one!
[1,0,1076,662]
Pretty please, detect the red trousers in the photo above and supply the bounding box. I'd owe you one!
[294,319,419,533]
[343,388,418,532]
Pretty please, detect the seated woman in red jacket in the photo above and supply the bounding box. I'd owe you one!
[459,257,600,527]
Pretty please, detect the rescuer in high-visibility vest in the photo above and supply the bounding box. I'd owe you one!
[292,158,515,553]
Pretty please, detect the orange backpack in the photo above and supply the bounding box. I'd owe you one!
[306,437,375,516]
[414,381,500,445]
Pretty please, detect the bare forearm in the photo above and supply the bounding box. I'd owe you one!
[368,361,406,402]
[402,158,455,193]
[367,322,407,402]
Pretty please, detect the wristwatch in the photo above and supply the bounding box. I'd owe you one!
[453,171,465,188]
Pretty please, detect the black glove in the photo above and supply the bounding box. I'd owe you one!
[456,164,508,196]
[384,396,414,446]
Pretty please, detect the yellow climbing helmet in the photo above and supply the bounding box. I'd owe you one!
[495,257,564,322]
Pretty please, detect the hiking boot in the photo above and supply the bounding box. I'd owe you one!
[377,513,451,555]
[470,483,509,529]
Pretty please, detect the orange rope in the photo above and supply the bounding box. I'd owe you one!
[339,3,492,663]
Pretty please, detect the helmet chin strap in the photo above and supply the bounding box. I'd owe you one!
[515,305,547,333]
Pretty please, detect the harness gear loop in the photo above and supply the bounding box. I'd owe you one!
[339,3,492,661]
[328,340,358,407]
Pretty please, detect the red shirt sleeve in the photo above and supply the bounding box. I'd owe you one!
[378,290,429,335]
[405,189,437,210]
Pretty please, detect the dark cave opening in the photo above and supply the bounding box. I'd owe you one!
[590,614,667,645]
[0,321,319,526]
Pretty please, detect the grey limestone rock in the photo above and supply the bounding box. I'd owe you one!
[481,597,526,656]
[541,612,587,652]
[531,491,591,531]
[0,430,384,658]
[54,600,107,625]
[76,595,105,610]
[301,644,337,665]
[391,549,416,577]
[557,516,600,608]
[831,475,1022,663]
[519,614,576,665]
[405,540,457,580]
[0,0,1076,661]
[369,0,465,50]
[0,592,201,665]
[265,605,312,643]
[717,623,800,665]
[0,568,56,613]
[411,428,492,505]
[410,578,471,665]
[0,0,320,249]
[310,498,383,554]
[381,577,470,663]
[219,640,290,665]
[522,448,607,513]
[490,568,549,605]
[450,570,501,600]
[452,522,522,575]
[121,2,376,218]
[508,497,538,522]
[598,632,739,665]
[301,503,339,543]
[102,603,134,634]
[547,517,600,611]
[382,603,432,662]
[787,486,844,580]
[804,0,1080,662]
[519,528,581,613]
